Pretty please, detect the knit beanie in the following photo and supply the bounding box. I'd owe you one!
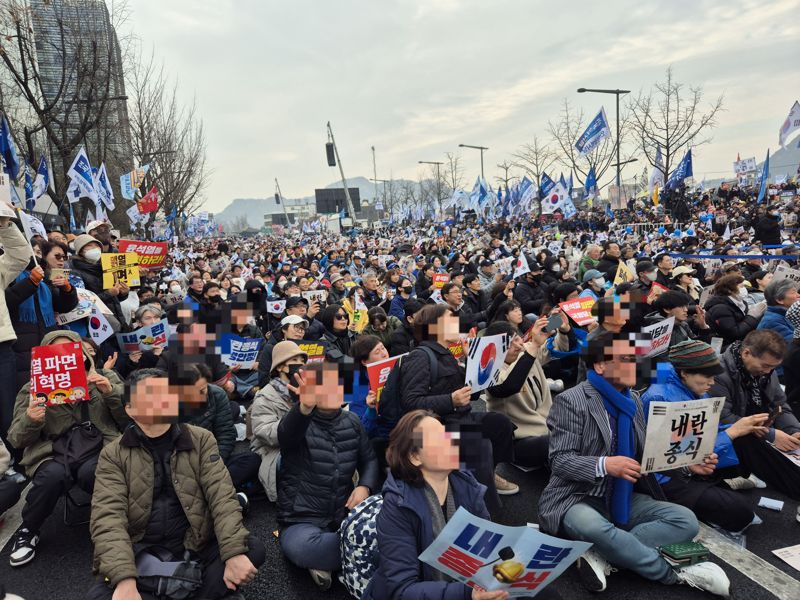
[668,340,723,375]
[786,300,800,339]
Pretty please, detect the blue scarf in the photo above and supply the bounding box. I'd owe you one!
[587,369,637,526]
[16,271,56,327]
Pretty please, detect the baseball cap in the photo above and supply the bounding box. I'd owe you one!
[671,265,696,279]
[280,314,308,327]
[480,259,494,268]
[86,220,109,234]
[582,269,603,283]
[636,261,657,274]
[285,296,309,309]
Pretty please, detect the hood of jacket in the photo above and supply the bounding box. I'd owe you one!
[40,329,95,371]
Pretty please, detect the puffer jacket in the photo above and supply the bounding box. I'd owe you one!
[70,255,129,327]
[398,341,465,417]
[705,294,759,348]
[249,378,293,501]
[0,222,35,343]
[363,315,402,349]
[513,278,548,315]
[185,383,236,460]
[91,424,250,586]
[363,471,488,600]
[756,305,793,343]
[277,404,379,529]
[7,330,127,475]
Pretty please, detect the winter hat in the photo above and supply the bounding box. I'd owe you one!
[73,234,101,257]
[786,300,800,339]
[271,341,308,374]
[668,340,723,375]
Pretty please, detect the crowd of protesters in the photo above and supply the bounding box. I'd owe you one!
[0,178,799,599]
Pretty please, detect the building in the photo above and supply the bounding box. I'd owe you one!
[262,195,317,228]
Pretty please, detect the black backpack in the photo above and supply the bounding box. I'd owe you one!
[377,345,439,426]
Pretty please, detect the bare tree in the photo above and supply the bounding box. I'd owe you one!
[126,47,209,234]
[0,0,132,225]
[443,151,464,193]
[494,160,516,191]
[511,135,558,189]
[628,66,724,182]
[548,98,631,187]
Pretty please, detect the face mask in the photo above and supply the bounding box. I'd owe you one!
[208,296,221,303]
[83,248,102,263]
[592,278,605,288]
[170,285,182,294]
[402,286,413,294]
[705,242,714,249]
[551,265,561,273]
[739,286,749,298]
[644,271,657,283]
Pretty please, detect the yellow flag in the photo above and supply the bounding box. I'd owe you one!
[652,184,660,206]
[614,261,635,285]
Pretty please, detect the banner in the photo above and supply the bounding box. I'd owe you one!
[301,289,328,305]
[366,353,406,406]
[433,273,449,289]
[67,147,98,203]
[56,288,112,325]
[30,342,89,406]
[575,107,611,156]
[465,334,510,392]
[267,299,287,315]
[217,335,263,370]
[733,157,757,174]
[779,100,800,148]
[296,339,327,363]
[120,165,149,200]
[418,507,590,597]
[640,397,724,473]
[94,162,115,211]
[558,297,596,327]
[772,263,800,286]
[639,316,675,357]
[118,240,168,269]
[116,319,169,352]
[101,253,141,288]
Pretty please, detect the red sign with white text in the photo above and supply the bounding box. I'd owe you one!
[30,342,89,406]
[366,354,406,406]
[118,240,168,269]
[558,297,596,327]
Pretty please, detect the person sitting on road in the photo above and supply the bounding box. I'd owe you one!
[705,274,766,349]
[87,368,265,600]
[277,361,379,590]
[0,436,22,522]
[646,290,712,346]
[756,278,799,343]
[249,341,307,503]
[537,331,730,596]
[364,410,507,600]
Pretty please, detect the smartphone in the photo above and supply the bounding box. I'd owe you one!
[765,405,782,427]
[287,364,304,402]
[544,314,563,334]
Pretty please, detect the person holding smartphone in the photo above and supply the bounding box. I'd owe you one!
[248,341,308,503]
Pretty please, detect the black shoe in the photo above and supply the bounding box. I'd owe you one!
[237,492,249,518]
[9,527,39,567]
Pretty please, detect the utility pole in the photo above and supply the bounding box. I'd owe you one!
[326,122,357,225]
[459,143,489,180]
[274,178,291,228]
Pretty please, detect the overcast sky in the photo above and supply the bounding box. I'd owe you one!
[130,0,800,213]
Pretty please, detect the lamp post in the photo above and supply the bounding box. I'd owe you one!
[458,143,488,180]
[419,160,443,217]
[576,88,629,203]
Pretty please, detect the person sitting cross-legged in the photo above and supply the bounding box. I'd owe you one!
[537,331,730,596]
[87,368,265,600]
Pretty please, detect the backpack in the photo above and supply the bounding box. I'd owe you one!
[338,494,384,599]
[376,345,439,426]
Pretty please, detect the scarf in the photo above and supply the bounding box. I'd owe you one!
[730,340,768,408]
[422,480,456,582]
[587,369,637,526]
[16,271,56,327]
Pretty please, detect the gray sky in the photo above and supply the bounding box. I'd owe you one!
[130,0,800,213]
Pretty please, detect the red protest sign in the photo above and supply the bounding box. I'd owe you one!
[433,273,449,289]
[296,340,327,363]
[137,186,158,214]
[30,342,89,406]
[366,354,405,406]
[647,282,669,304]
[118,240,168,269]
[559,297,596,327]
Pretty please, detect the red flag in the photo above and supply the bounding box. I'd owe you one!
[137,186,158,214]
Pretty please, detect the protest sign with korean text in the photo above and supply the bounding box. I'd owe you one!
[118,240,168,269]
[30,342,89,406]
[639,316,675,357]
[56,288,112,325]
[646,282,668,304]
[101,252,141,288]
[419,507,590,597]
[301,289,328,305]
[640,397,724,473]
[217,335,263,370]
[116,319,169,353]
[297,339,327,363]
[558,297,596,327]
[433,273,449,290]
[465,334,510,392]
[772,264,800,286]
[366,353,407,406]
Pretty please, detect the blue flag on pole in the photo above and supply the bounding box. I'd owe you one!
[32,155,49,200]
[69,202,76,233]
[575,107,612,156]
[666,149,693,189]
[165,206,177,222]
[24,162,34,210]
[0,114,20,180]
[583,167,598,202]
[757,149,770,203]
[67,147,99,203]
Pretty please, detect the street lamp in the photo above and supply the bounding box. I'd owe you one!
[576,87,629,203]
[419,160,443,217]
[458,143,488,180]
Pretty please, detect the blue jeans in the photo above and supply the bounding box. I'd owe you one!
[562,493,699,584]
[280,523,341,571]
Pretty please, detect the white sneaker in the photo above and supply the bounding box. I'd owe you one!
[548,379,564,393]
[675,561,730,597]
[577,549,613,592]
[723,476,756,491]
[748,474,767,489]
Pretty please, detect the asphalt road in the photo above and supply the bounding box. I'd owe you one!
[1,462,799,600]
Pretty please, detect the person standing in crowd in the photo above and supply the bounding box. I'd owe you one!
[538,332,730,596]
[277,361,379,590]
[389,298,423,356]
[87,368,264,600]
[70,234,130,327]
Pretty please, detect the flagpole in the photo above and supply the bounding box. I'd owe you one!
[326,122,357,225]
[275,178,291,228]
[13,207,39,267]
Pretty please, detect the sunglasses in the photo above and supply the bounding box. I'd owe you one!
[51,254,67,260]
[334,313,348,320]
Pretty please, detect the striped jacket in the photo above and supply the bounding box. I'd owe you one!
[538,380,653,536]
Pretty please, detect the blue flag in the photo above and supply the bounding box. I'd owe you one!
[605,203,614,219]
[32,155,49,200]
[69,202,76,233]
[757,149,770,203]
[575,107,612,156]
[24,162,34,210]
[165,206,177,222]
[666,149,693,189]
[0,114,20,180]
[583,167,598,202]
[540,173,556,199]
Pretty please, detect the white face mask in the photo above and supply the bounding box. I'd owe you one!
[83,248,102,264]
[551,264,561,273]
[592,277,606,289]
[169,285,182,294]
[739,286,749,298]
[644,270,657,283]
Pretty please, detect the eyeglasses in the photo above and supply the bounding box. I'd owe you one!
[334,313,348,320]
[51,254,66,260]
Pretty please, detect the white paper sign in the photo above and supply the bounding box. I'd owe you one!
[771,264,800,286]
[465,334,510,392]
[301,289,328,305]
[56,289,112,325]
[640,397,724,473]
[772,544,800,572]
[640,316,675,357]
